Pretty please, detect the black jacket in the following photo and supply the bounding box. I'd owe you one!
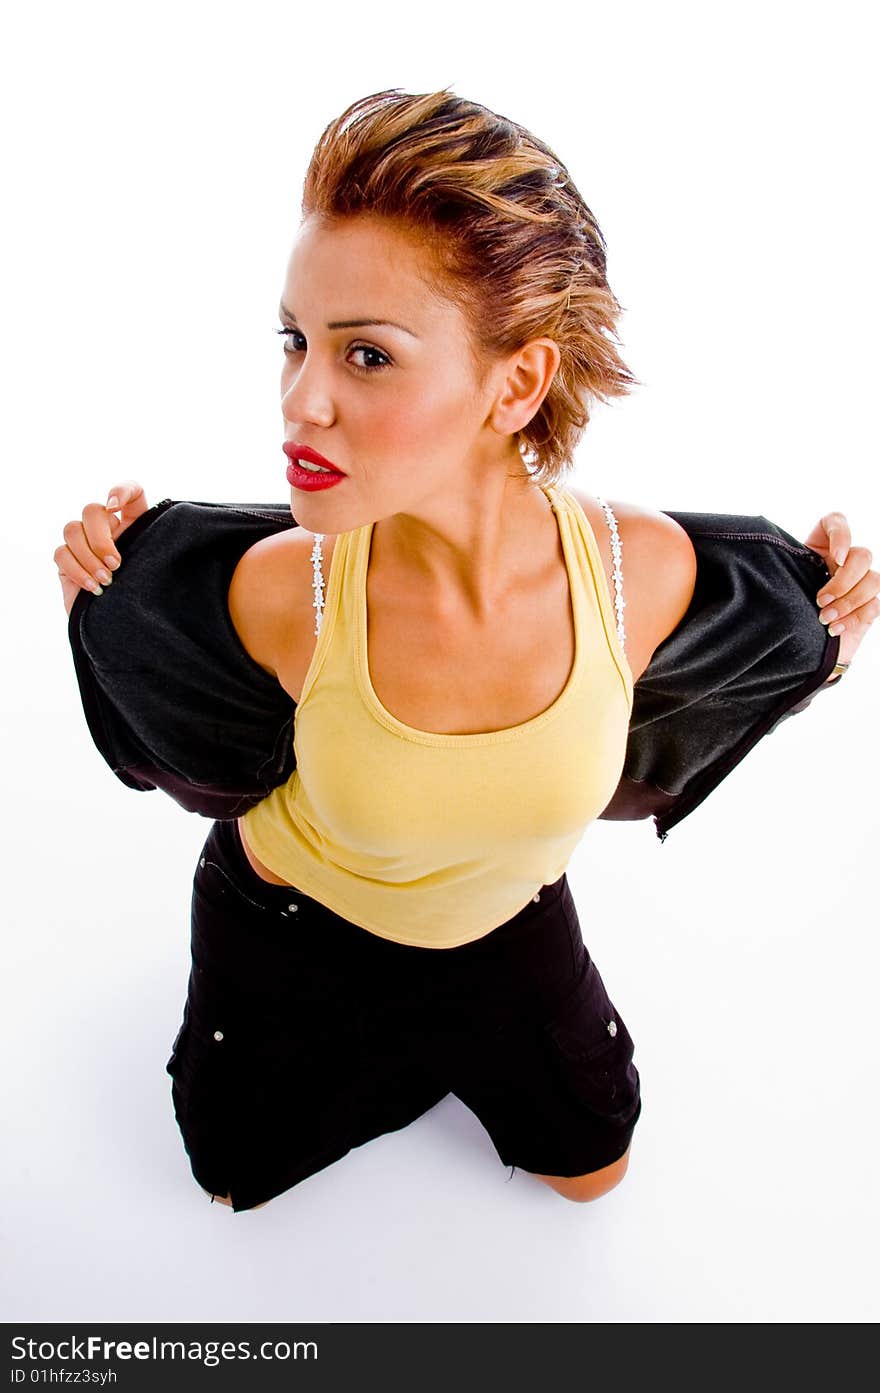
[66,497,842,841]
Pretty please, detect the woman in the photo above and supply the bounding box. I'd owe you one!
[55,89,879,1213]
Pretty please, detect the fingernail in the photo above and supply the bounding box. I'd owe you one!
[835,550,847,567]
[96,568,112,585]
[821,608,838,623]
[828,623,843,636]
[103,555,120,570]
[88,581,103,595]
[817,593,833,607]
[106,496,120,510]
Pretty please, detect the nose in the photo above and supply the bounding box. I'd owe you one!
[281,356,335,430]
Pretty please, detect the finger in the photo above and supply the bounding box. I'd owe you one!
[105,480,148,527]
[54,540,107,596]
[820,511,852,570]
[59,521,115,586]
[816,565,880,623]
[816,547,875,612]
[826,594,880,637]
[81,501,124,571]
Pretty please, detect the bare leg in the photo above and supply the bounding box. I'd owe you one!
[203,1189,269,1210]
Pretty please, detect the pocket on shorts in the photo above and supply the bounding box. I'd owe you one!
[197,851,275,915]
[193,821,308,925]
[542,955,640,1123]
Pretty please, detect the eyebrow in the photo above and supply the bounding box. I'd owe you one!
[278,303,418,337]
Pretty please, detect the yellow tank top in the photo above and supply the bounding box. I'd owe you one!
[240,484,634,948]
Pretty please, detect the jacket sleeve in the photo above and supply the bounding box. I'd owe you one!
[66,498,299,818]
[599,511,842,840]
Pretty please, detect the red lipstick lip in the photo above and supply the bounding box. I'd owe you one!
[282,442,344,474]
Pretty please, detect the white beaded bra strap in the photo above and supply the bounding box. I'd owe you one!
[592,497,627,653]
[311,533,326,636]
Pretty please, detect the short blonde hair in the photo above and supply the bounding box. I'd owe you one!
[301,87,640,487]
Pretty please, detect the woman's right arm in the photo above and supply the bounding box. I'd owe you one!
[56,484,323,698]
[54,481,149,615]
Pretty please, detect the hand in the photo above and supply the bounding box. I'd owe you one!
[55,481,149,616]
[803,511,880,669]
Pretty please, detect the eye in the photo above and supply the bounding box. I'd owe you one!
[274,327,306,355]
[347,343,391,373]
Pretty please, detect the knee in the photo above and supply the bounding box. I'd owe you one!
[203,1189,234,1207]
[531,1143,632,1203]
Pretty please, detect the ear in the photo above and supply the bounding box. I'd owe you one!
[487,338,561,437]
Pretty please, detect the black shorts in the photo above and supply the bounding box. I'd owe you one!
[165,818,641,1212]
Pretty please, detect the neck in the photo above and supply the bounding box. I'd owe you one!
[371,462,554,621]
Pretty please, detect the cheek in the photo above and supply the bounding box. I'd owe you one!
[364,377,478,461]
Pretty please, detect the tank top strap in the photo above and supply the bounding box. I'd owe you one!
[541,483,632,700]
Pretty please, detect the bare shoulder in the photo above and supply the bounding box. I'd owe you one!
[565,487,697,680]
[227,525,339,687]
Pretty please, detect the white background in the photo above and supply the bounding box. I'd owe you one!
[2,0,877,1324]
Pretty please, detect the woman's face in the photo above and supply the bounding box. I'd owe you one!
[278,214,514,532]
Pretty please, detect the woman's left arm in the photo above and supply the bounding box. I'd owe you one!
[804,511,880,677]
